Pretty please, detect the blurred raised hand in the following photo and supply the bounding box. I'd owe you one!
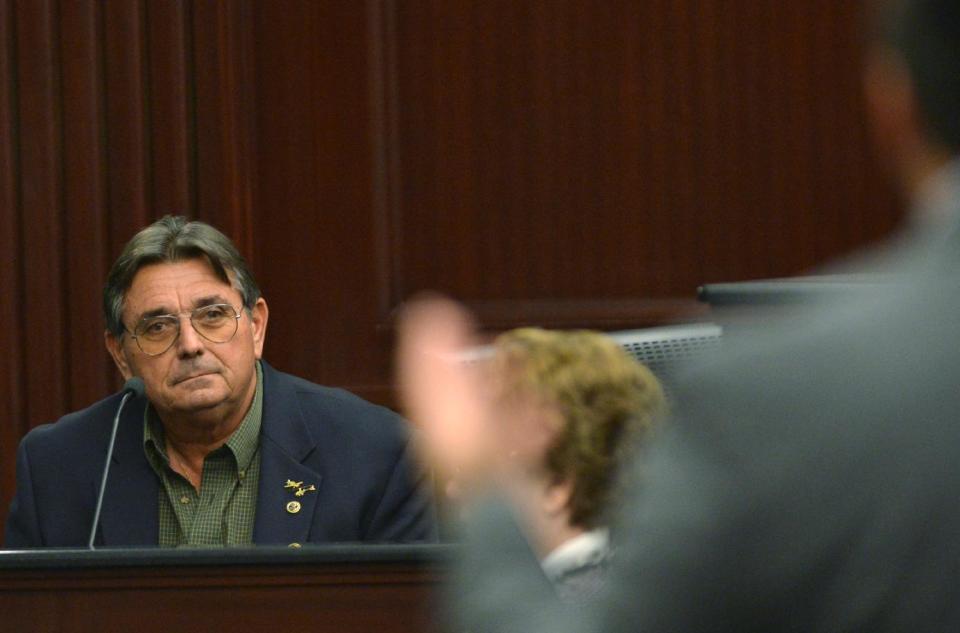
[397,297,560,494]
[396,296,496,488]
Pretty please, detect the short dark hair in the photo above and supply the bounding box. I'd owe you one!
[878,0,960,152]
[103,216,260,336]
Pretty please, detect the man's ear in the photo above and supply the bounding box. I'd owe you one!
[250,298,269,359]
[542,478,574,518]
[104,331,133,381]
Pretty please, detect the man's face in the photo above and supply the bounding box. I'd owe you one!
[105,258,268,425]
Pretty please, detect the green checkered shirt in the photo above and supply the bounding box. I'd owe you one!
[143,362,263,546]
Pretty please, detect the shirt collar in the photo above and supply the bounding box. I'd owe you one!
[225,361,263,472]
[540,527,610,581]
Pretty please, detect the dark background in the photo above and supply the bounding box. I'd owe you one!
[0,1,902,536]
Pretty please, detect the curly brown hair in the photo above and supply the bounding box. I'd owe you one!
[492,328,666,529]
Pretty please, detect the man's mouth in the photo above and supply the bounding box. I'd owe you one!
[173,370,218,385]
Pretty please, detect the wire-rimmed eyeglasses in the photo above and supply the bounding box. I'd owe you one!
[125,303,243,356]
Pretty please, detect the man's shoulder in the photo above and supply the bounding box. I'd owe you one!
[18,392,130,456]
[262,363,408,443]
[672,272,960,466]
[688,278,936,390]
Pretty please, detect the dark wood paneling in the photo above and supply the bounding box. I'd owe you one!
[144,0,192,217]
[390,1,900,310]
[1,548,444,633]
[16,0,69,429]
[60,0,112,409]
[0,0,25,537]
[369,0,403,321]
[192,0,256,252]
[465,298,710,331]
[250,1,389,391]
[103,0,149,249]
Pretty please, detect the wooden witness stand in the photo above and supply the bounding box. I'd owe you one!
[0,544,451,632]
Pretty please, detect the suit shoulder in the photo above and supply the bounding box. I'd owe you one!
[20,393,125,450]
[270,368,408,444]
[682,285,912,392]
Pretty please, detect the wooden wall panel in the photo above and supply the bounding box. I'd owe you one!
[0,0,907,541]
[249,1,391,402]
[16,0,69,430]
[144,0,193,216]
[0,0,25,536]
[192,0,256,252]
[60,0,112,409]
[102,0,150,246]
[390,1,901,324]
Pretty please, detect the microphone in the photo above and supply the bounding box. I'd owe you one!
[87,377,145,549]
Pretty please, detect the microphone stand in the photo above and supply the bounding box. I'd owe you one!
[88,379,144,549]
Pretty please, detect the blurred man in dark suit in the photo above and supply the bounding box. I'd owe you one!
[398,0,960,630]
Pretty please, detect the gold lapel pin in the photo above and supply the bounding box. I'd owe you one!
[294,484,316,497]
[284,479,317,500]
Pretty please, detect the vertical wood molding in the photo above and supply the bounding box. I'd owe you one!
[368,0,403,322]
[60,0,112,409]
[103,0,149,253]
[232,0,257,263]
[15,0,68,427]
[144,0,192,216]
[192,0,256,262]
[0,0,24,537]
[249,1,388,386]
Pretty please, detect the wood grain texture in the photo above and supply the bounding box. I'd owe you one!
[60,0,112,409]
[144,0,192,217]
[249,1,389,388]
[0,0,24,537]
[192,0,256,254]
[102,0,149,251]
[1,551,442,633]
[15,0,68,429]
[390,0,900,307]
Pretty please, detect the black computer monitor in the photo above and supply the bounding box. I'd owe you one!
[697,275,884,307]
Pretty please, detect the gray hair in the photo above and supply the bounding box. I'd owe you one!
[103,215,261,336]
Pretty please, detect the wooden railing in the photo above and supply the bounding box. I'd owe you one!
[0,544,452,633]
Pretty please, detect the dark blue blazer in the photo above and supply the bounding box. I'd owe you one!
[4,362,436,547]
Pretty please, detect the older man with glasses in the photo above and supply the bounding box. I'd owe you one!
[5,215,436,548]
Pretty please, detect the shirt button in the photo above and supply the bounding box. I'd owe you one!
[179,495,191,505]
[238,470,246,480]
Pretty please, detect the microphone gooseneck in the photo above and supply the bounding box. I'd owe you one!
[87,378,145,549]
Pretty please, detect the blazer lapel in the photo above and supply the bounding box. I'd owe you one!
[98,395,160,546]
[253,363,323,545]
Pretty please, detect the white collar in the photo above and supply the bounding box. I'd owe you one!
[540,528,610,581]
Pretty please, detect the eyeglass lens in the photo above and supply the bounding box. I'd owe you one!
[133,304,240,355]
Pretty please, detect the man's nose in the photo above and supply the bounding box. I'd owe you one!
[175,315,205,357]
